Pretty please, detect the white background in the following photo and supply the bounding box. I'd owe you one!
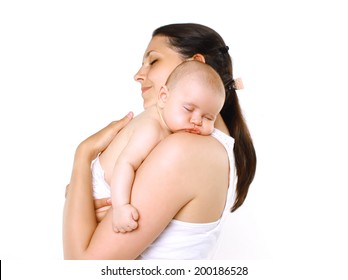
[1,0,347,275]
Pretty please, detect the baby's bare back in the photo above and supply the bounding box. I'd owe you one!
[98,106,164,184]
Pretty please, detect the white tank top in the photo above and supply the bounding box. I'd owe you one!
[137,128,235,259]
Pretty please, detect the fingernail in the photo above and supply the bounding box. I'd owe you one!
[106,198,112,204]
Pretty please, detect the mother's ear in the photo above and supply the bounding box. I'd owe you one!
[190,53,206,63]
[158,85,169,108]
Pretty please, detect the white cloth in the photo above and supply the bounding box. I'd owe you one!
[91,128,235,259]
[92,157,111,199]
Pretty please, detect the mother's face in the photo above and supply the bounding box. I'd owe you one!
[134,36,184,109]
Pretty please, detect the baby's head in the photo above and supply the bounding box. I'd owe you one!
[157,60,225,136]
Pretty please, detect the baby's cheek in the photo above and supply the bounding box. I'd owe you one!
[202,124,214,136]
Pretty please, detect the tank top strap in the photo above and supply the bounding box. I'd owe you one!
[211,129,234,156]
[211,128,236,215]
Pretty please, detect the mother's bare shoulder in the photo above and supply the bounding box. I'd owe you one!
[152,132,228,162]
[163,132,225,149]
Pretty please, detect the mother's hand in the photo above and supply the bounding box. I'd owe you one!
[65,111,133,199]
[94,197,112,222]
[76,112,134,162]
[66,183,111,222]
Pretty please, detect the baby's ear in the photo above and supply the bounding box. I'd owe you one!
[158,85,169,108]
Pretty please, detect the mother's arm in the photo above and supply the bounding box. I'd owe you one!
[64,127,220,259]
[63,113,133,259]
[81,137,199,259]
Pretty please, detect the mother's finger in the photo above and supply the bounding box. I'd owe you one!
[94,197,112,210]
[77,112,134,160]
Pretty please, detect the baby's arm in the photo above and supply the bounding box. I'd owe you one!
[110,120,164,233]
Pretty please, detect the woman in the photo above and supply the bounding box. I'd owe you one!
[63,23,256,259]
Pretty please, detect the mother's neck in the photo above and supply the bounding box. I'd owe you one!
[215,114,230,135]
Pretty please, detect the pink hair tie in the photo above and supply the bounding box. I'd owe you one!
[233,77,244,90]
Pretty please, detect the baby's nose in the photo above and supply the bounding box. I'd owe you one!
[191,117,202,126]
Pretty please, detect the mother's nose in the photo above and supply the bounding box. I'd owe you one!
[134,66,146,82]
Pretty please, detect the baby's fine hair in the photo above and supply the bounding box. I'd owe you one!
[166,60,225,100]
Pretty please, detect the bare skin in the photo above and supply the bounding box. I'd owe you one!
[63,35,232,259]
[99,62,225,233]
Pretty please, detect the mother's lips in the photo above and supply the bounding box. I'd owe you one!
[141,87,151,95]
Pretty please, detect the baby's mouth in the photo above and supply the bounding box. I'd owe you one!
[184,128,201,135]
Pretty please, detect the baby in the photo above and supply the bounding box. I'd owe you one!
[92,60,225,232]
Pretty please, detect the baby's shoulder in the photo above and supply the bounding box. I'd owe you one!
[129,116,163,143]
[129,108,158,126]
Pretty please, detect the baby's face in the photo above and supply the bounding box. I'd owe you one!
[160,81,224,136]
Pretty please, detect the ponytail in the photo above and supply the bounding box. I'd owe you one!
[221,86,257,212]
[153,23,257,212]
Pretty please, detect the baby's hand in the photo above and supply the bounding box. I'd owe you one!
[112,204,139,233]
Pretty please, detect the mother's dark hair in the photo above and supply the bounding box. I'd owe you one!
[153,23,257,212]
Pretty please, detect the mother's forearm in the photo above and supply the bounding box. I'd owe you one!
[62,114,133,259]
[63,149,97,259]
